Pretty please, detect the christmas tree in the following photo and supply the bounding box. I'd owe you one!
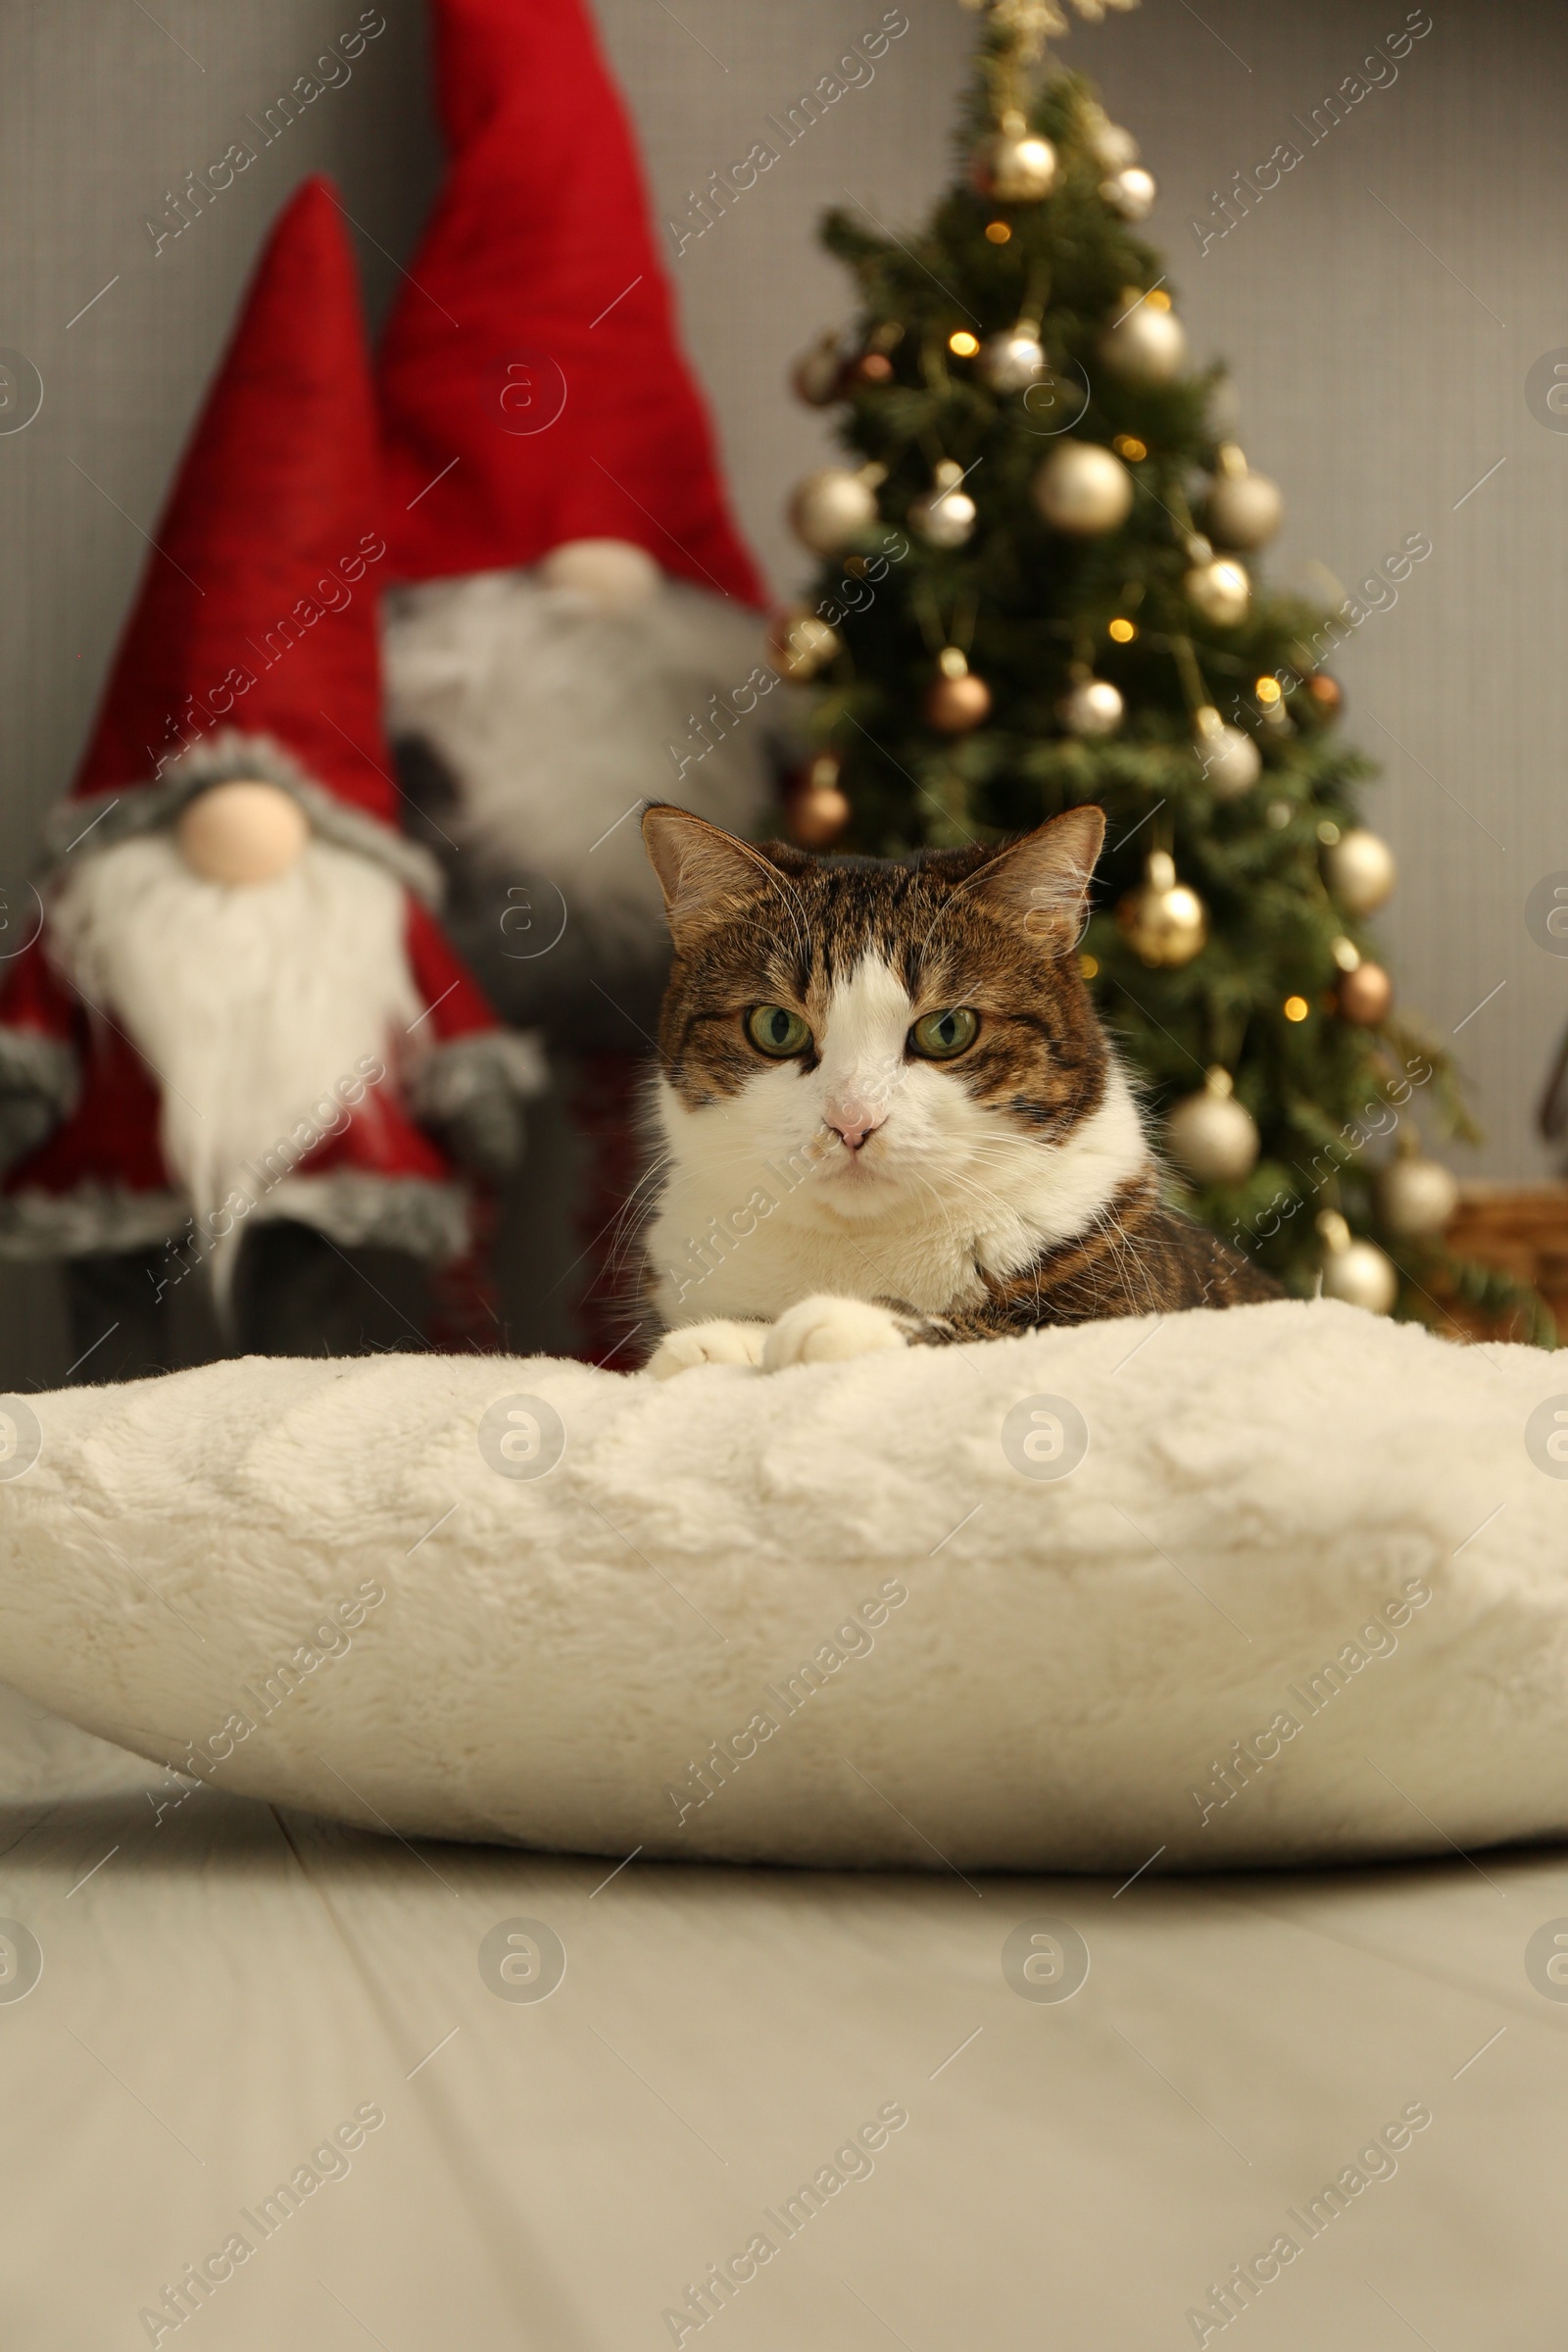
[771,0,1547,1338]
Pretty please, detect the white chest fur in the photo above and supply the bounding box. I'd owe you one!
[645,1054,1151,1328]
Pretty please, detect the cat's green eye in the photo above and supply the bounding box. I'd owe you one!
[909,1007,979,1059]
[746,1004,811,1057]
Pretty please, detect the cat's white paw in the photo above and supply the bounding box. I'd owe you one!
[761,1295,909,1371]
[646,1321,768,1380]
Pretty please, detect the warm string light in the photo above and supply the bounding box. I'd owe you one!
[771,14,1458,1309]
[759,2,1475,1308]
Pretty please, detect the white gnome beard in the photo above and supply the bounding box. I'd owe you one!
[382,568,784,1010]
[47,830,421,1238]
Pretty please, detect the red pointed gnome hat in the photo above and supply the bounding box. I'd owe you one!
[57,175,434,896]
[376,0,764,608]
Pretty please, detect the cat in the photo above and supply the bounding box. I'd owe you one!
[638,802,1280,1377]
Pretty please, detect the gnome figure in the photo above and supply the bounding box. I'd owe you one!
[0,178,542,1380]
[376,0,786,1050]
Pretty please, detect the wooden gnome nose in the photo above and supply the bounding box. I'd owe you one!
[175,780,310,885]
[537,537,660,612]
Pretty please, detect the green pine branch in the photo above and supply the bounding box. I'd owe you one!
[783,55,1547,1337]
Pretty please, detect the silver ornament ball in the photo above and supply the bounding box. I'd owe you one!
[1058,676,1124,737]
[1373,1152,1460,1239]
[788,466,879,555]
[972,126,1058,203]
[1205,468,1285,552]
[1101,166,1157,220]
[1317,1211,1398,1313]
[1090,122,1140,174]
[1323,826,1396,915]
[909,464,977,549]
[1185,556,1251,628]
[1195,709,1261,800]
[1321,1239,1399,1313]
[1033,439,1134,535]
[979,324,1048,394]
[1100,302,1188,386]
[1165,1070,1260,1186]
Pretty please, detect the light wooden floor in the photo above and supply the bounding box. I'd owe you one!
[0,1689,1562,2346]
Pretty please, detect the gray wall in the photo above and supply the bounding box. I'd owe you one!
[2,0,1563,1381]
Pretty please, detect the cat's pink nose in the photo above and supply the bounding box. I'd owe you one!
[825,1101,886,1152]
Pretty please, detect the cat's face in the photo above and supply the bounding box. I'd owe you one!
[643,805,1113,1224]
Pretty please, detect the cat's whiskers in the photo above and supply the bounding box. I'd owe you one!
[902,1168,983,1260]
[723,834,812,973]
[919,1174,1048,1279]
[639,807,1279,1339]
[600,1145,680,1286]
[1080,1206,1162,1319]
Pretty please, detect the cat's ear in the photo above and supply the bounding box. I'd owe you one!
[642,805,774,946]
[969,806,1105,952]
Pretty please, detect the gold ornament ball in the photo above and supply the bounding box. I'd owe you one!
[1322,1240,1399,1312]
[787,466,879,555]
[1101,167,1157,220]
[909,462,977,549]
[1165,1067,1260,1186]
[1336,958,1394,1026]
[1116,850,1207,969]
[1194,707,1261,800]
[766,608,841,682]
[1058,676,1124,737]
[1089,122,1140,174]
[1033,439,1134,535]
[787,757,853,848]
[1373,1150,1460,1239]
[978,324,1048,394]
[1100,303,1188,386]
[1323,826,1396,915]
[790,787,852,848]
[176,780,309,886]
[924,667,992,735]
[971,125,1058,203]
[1317,1212,1398,1313]
[1205,468,1284,552]
[1185,556,1251,628]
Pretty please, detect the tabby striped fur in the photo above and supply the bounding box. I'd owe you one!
[638,805,1278,1377]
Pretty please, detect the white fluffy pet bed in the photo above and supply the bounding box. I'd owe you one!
[1,1298,1565,1872]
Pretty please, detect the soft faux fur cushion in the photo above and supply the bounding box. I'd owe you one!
[1,1299,1565,1871]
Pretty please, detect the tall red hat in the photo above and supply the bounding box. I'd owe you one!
[376,0,764,608]
[56,174,433,895]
